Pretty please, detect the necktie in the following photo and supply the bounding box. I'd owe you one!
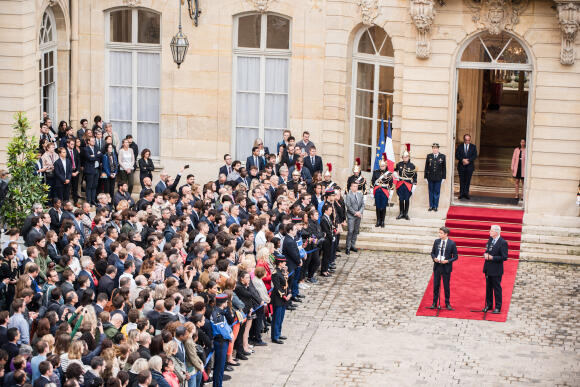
[228,166,231,174]
[440,240,445,257]
[311,156,314,165]
[255,157,258,168]
[62,159,66,175]
[465,144,468,154]
[69,150,75,169]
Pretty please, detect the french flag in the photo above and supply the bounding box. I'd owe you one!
[385,117,395,172]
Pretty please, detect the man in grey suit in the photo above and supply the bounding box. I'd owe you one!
[345,180,364,255]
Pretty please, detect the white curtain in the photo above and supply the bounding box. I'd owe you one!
[110,51,132,86]
[137,53,160,155]
[236,57,260,158]
[264,58,288,153]
[109,51,132,142]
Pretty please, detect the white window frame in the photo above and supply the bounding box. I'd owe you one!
[349,27,395,172]
[104,8,162,158]
[232,13,292,159]
[39,8,58,122]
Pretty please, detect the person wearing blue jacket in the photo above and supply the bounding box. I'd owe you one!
[101,143,118,199]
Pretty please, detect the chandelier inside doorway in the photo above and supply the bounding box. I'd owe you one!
[460,31,528,64]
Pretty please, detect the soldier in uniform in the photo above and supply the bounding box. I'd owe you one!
[424,143,446,212]
[371,154,394,227]
[394,150,417,220]
[347,158,368,195]
[288,162,303,191]
[271,254,291,344]
[322,163,333,190]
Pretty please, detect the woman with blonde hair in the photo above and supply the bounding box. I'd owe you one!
[101,347,121,379]
[183,322,204,384]
[126,329,140,353]
[253,137,269,156]
[128,358,150,384]
[62,340,87,375]
[163,340,187,387]
[255,246,273,290]
[116,199,130,212]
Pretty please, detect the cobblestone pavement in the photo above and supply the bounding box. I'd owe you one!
[226,251,580,386]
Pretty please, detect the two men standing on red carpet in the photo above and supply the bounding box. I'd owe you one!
[483,225,509,314]
[430,227,459,310]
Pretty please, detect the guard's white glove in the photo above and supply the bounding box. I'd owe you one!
[411,185,417,194]
[424,179,428,184]
[389,190,394,198]
[441,179,445,184]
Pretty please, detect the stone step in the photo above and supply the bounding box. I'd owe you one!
[359,224,440,236]
[519,251,580,265]
[522,225,580,239]
[352,231,437,246]
[520,242,580,256]
[520,233,580,247]
[339,239,432,254]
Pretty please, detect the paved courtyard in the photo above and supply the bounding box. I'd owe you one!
[228,251,580,386]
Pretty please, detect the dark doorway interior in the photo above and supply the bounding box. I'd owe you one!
[455,69,529,206]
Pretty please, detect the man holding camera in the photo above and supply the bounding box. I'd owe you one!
[430,226,458,310]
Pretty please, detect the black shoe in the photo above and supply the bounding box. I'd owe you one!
[492,308,501,314]
[287,305,297,310]
[445,305,454,311]
[329,263,336,268]
[482,307,490,312]
[465,195,471,200]
[320,273,331,277]
[345,249,350,255]
[280,336,287,340]
[433,208,438,212]
[375,221,380,227]
[296,294,305,299]
[241,350,252,356]
[351,247,358,252]
[396,213,404,220]
[253,341,267,346]
[328,269,335,273]
[227,361,240,367]
[223,374,232,381]
[236,353,248,361]
[428,303,437,309]
[272,339,284,344]
[291,297,302,303]
[404,215,410,220]
[225,365,234,372]
[428,207,433,211]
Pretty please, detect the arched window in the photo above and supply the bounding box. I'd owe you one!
[106,8,161,156]
[350,26,394,172]
[39,9,57,122]
[233,13,291,158]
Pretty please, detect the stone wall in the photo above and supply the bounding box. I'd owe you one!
[0,0,578,216]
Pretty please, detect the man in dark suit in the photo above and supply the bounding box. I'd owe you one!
[33,361,53,387]
[76,118,88,139]
[83,137,101,205]
[97,265,118,299]
[66,138,81,204]
[303,146,323,176]
[219,153,233,177]
[282,223,302,303]
[430,226,458,309]
[281,144,297,170]
[483,225,509,314]
[246,146,266,171]
[424,143,446,211]
[455,134,477,199]
[53,147,72,201]
[25,216,44,247]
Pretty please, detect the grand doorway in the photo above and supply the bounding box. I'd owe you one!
[453,31,532,207]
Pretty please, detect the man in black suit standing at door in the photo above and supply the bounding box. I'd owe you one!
[430,226,458,310]
[482,224,509,314]
[455,133,477,199]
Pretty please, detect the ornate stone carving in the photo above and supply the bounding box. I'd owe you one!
[555,1,580,65]
[409,0,436,59]
[247,0,276,13]
[465,0,529,35]
[123,0,141,6]
[358,0,379,26]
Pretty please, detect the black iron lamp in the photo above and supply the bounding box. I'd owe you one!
[170,0,189,68]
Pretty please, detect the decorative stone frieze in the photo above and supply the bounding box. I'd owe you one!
[123,0,141,6]
[465,0,529,35]
[358,0,379,26]
[410,0,436,59]
[247,0,276,13]
[555,1,580,65]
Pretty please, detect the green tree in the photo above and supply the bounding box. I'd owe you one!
[0,112,48,229]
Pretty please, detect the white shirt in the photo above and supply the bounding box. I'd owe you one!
[60,157,67,175]
[438,238,447,261]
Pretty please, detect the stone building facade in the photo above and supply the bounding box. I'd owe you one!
[0,0,579,217]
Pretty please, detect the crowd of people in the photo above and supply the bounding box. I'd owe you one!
[0,118,371,387]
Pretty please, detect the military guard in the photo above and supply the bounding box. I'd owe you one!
[322,163,334,189]
[347,158,368,195]
[271,254,291,344]
[394,149,417,220]
[371,153,394,227]
[424,143,446,211]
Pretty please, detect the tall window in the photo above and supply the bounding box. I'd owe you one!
[233,13,291,158]
[351,26,394,172]
[39,9,57,121]
[106,9,161,156]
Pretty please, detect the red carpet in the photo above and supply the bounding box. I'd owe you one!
[416,205,523,322]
